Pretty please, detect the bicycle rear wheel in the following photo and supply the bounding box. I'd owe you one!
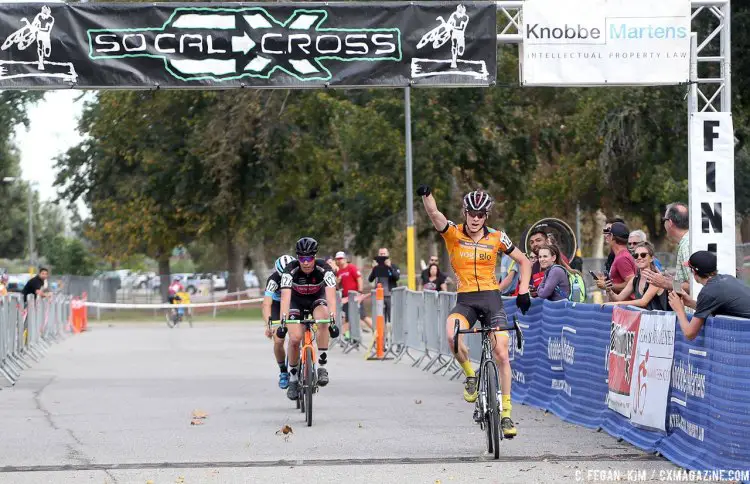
[304,347,314,427]
[484,360,501,459]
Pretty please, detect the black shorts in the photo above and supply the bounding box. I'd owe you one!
[449,290,508,329]
[289,291,327,319]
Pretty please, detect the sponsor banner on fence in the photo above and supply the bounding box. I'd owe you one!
[629,312,676,432]
[520,0,690,86]
[0,2,497,89]
[608,307,640,417]
[688,112,736,294]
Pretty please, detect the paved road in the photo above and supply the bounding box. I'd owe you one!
[0,323,680,483]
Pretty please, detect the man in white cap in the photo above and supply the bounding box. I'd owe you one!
[335,251,372,339]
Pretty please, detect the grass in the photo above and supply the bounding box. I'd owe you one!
[90,307,264,323]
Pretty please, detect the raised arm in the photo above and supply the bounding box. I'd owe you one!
[417,185,448,231]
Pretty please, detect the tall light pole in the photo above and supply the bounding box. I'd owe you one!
[404,87,416,290]
[3,177,37,270]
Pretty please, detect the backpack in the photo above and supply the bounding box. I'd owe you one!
[552,264,587,303]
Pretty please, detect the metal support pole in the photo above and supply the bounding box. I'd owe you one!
[720,1,731,112]
[405,86,416,290]
[27,183,34,271]
[688,34,698,296]
[575,202,581,255]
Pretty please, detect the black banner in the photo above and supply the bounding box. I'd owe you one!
[0,2,496,89]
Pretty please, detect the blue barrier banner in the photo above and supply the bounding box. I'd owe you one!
[503,298,749,472]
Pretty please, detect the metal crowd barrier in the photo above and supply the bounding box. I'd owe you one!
[0,295,72,387]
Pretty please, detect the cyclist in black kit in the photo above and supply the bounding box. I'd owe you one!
[280,237,338,401]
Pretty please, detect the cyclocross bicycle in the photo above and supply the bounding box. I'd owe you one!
[453,314,523,459]
[274,314,339,427]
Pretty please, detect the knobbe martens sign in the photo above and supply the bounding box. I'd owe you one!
[0,2,497,88]
[520,0,690,86]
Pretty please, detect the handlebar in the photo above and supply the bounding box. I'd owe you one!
[453,315,523,355]
[271,316,339,339]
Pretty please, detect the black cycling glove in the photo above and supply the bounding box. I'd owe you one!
[416,185,431,197]
[516,292,532,315]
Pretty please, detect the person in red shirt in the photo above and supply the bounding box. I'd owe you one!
[335,251,372,339]
[595,222,636,297]
[168,277,184,303]
[527,227,570,294]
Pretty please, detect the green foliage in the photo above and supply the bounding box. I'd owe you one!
[44,236,97,275]
[51,4,750,268]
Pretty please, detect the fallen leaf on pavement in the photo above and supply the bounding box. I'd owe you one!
[192,410,209,419]
[357,423,363,429]
[276,424,293,436]
[414,399,422,404]
[175,478,185,484]
[190,419,204,426]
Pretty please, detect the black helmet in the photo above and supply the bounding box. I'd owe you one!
[295,237,319,256]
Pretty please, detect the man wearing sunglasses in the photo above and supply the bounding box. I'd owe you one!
[279,237,338,401]
[417,184,532,438]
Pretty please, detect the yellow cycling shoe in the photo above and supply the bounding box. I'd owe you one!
[463,376,478,402]
[502,417,517,438]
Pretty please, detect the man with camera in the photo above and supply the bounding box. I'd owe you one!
[367,248,401,323]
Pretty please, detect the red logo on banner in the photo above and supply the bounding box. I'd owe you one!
[608,307,641,396]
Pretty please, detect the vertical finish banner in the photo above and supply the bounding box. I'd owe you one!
[520,0,691,86]
[629,313,675,432]
[0,2,497,89]
[607,308,640,417]
[688,112,736,285]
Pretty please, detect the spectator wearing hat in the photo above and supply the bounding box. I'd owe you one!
[595,222,636,295]
[335,251,372,338]
[668,250,750,340]
[603,218,626,274]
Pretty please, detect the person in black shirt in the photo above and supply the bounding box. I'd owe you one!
[420,255,440,285]
[668,251,750,340]
[280,237,337,401]
[421,264,447,291]
[22,268,49,305]
[368,247,400,323]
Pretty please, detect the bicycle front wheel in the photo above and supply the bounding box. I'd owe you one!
[304,347,314,427]
[165,311,174,328]
[484,360,501,459]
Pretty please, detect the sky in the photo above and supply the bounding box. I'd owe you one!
[12,91,88,213]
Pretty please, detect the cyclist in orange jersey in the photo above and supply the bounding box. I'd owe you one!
[417,185,531,438]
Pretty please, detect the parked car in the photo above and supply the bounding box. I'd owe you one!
[6,274,30,293]
[185,273,226,294]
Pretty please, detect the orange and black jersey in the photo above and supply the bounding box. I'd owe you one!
[439,222,514,293]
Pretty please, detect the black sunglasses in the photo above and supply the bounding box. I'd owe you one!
[466,210,487,219]
[633,252,651,259]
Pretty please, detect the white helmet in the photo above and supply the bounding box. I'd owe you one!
[463,190,493,213]
[275,255,295,275]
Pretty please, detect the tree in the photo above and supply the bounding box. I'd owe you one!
[55,91,212,299]
[45,236,97,275]
[0,92,42,259]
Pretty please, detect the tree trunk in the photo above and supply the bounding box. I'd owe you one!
[741,215,750,243]
[226,226,246,293]
[158,254,171,303]
[592,209,607,259]
[248,238,271,288]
